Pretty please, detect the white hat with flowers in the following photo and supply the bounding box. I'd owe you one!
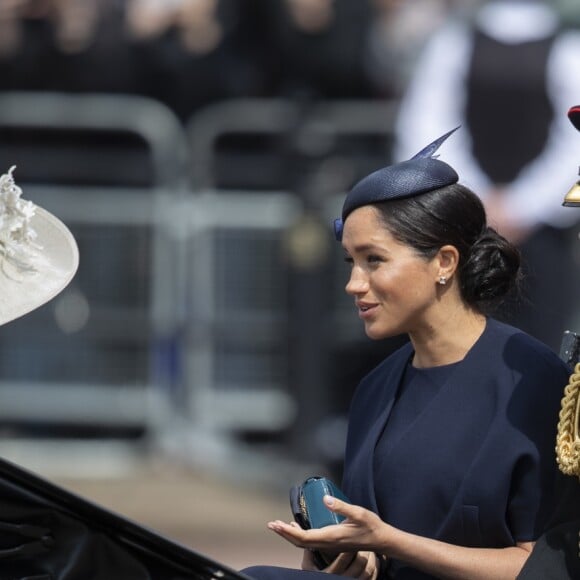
[0,166,79,325]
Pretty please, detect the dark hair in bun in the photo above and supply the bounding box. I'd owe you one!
[374,183,521,312]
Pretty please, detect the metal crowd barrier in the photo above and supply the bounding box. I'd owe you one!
[0,92,189,474]
[180,192,302,429]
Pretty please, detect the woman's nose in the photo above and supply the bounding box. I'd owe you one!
[345,268,368,295]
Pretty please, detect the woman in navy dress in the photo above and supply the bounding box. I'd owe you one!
[242,128,576,579]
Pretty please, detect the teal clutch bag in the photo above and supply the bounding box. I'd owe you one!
[289,476,350,568]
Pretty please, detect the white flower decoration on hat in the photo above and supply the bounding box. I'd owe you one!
[0,166,41,276]
[0,166,79,325]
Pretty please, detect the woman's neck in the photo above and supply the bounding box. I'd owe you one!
[409,308,486,369]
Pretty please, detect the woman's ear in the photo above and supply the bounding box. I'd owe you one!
[436,245,460,281]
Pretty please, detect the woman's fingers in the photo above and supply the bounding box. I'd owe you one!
[323,495,368,524]
[324,551,357,574]
[344,551,378,580]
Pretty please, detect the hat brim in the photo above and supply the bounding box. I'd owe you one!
[0,206,79,326]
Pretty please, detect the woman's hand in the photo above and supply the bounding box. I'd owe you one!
[302,549,379,579]
[267,495,389,554]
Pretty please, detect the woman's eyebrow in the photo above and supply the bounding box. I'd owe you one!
[345,243,387,254]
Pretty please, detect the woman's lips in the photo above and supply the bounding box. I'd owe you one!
[357,303,378,319]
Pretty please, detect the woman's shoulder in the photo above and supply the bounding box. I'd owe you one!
[484,318,569,373]
[482,319,571,421]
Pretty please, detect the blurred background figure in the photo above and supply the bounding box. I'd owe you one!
[394,0,580,352]
[125,0,266,122]
[0,0,134,94]
[362,0,453,99]
[254,0,375,102]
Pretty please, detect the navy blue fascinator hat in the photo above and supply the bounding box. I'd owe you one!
[334,127,460,240]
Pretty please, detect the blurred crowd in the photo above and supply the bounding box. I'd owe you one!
[0,0,483,123]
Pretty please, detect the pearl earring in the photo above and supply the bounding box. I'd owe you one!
[438,276,447,285]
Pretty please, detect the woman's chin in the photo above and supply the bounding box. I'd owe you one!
[364,325,390,341]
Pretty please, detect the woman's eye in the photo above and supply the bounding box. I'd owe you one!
[343,255,383,267]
